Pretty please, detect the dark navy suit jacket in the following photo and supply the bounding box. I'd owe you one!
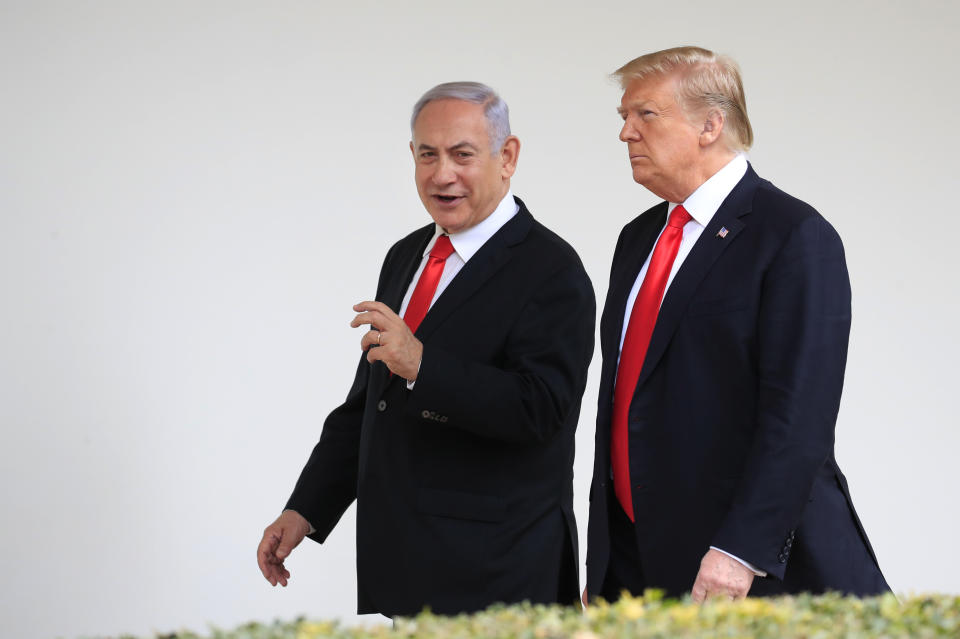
[287,197,595,616]
[586,166,888,598]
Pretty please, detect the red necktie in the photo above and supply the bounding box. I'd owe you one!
[403,235,455,334]
[611,205,692,521]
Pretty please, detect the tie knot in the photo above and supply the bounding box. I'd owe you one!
[430,235,455,260]
[668,205,692,229]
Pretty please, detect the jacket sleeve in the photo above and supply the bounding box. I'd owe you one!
[282,238,411,542]
[284,353,368,543]
[710,213,852,579]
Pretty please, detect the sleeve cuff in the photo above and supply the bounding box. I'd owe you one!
[710,546,768,577]
[405,357,422,390]
[284,509,316,535]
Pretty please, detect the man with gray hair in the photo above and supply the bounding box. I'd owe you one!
[257,82,594,617]
[585,47,889,603]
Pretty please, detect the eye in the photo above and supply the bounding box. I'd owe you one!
[456,151,474,159]
[419,151,436,160]
[640,109,656,118]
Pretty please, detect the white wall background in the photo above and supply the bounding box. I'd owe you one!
[2,1,958,637]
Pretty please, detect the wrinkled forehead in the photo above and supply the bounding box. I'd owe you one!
[412,99,493,150]
[618,72,680,111]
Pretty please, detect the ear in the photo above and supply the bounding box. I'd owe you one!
[409,140,416,160]
[699,109,725,148]
[499,136,521,179]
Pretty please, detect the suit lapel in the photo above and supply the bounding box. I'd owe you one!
[597,204,666,409]
[634,167,761,389]
[380,226,433,314]
[415,199,533,341]
[371,225,432,390]
[601,204,667,365]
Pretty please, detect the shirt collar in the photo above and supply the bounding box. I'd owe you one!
[424,190,519,262]
[668,153,748,226]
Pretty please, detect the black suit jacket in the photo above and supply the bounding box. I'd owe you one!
[586,166,888,598]
[287,197,595,616]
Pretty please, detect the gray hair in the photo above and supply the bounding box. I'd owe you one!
[410,81,511,153]
[613,46,754,152]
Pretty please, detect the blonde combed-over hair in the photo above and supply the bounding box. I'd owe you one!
[614,46,754,152]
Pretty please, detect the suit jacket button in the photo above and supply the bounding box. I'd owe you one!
[377,400,387,412]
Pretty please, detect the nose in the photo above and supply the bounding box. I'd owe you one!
[620,117,640,143]
[431,156,457,186]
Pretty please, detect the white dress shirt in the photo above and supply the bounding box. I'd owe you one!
[617,153,766,577]
[399,190,519,318]
[619,153,748,351]
[400,191,519,388]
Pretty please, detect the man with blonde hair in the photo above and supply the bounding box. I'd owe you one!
[585,46,889,602]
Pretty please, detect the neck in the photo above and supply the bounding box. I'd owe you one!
[663,150,736,203]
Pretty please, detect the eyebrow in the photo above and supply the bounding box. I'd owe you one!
[416,141,481,153]
[618,99,658,116]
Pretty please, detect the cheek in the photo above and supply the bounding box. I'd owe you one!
[415,168,433,188]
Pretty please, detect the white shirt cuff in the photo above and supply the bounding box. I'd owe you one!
[710,546,768,577]
[284,509,315,535]
[405,358,422,390]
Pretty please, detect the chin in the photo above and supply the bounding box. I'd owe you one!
[429,211,467,233]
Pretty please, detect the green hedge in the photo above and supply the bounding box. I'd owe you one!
[100,592,960,638]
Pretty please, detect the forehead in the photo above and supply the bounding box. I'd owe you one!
[412,99,488,143]
[619,73,679,110]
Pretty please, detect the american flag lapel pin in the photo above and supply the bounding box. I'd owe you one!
[716,227,729,239]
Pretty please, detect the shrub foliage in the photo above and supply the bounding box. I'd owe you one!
[99,591,960,638]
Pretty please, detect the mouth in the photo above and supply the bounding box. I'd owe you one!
[432,194,465,206]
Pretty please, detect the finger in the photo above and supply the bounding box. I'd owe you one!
[350,310,386,329]
[257,532,280,578]
[276,531,298,560]
[353,300,395,316]
[263,561,281,586]
[691,578,707,603]
[352,301,393,323]
[265,556,289,585]
[360,330,380,351]
[267,563,284,586]
[354,301,405,328]
[366,345,386,365]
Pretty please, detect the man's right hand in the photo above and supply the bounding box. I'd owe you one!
[257,510,311,586]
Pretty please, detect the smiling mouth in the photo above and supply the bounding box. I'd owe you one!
[433,194,464,204]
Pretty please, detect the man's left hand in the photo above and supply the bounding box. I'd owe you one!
[691,548,755,602]
[351,301,423,381]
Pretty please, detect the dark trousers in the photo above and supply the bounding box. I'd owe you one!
[598,485,646,602]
